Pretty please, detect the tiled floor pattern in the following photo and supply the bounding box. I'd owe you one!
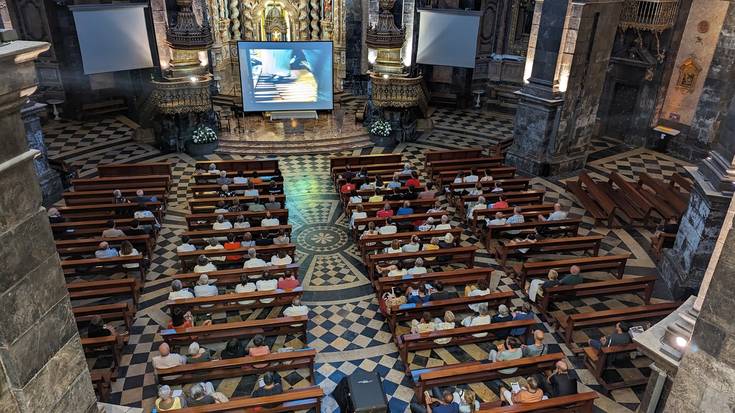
[49,106,690,413]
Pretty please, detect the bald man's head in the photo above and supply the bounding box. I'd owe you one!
[158,342,171,357]
[534,329,545,344]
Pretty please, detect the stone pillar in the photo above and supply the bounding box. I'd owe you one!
[0,39,97,413]
[664,225,735,411]
[506,0,622,176]
[21,101,63,206]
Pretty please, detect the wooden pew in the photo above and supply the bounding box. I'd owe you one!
[188,194,286,213]
[513,254,630,292]
[352,212,447,239]
[51,217,158,239]
[566,172,618,228]
[366,246,477,281]
[173,264,300,287]
[63,187,168,206]
[375,267,494,299]
[481,392,598,412]
[396,320,536,373]
[81,334,126,372]
[155,348,317,386]
[194,159,279,173]
[345,198,436,216]
[651,233,676,261]
[538,275,658,315]
[190,182,283,197]
[493,235,604,267]
[160,315,308,347]
[387,291,516,337]
[98,162,172,178]
[602,172,653,226]
[177,243,296,270]
[182,225,292,244]
[192,172,281,183]
[413,353,564,399]
[456,190,545,218]
[490,138,514,159]
[186,209,289,230]
[173,386,324,413]
[61,255,146,280]
[563,301,679,350]
[358,228,463,261]
[484,218,582,248]
[425,148,484,163]
[448,177,532,198]
[167,288,304,315]
[90,370,112,402]
[74,302,134,333]
[55,235,154,259]
[427,156,505,177]
[330,153,403,174]
[67,278,140,308]
[340,185,425,206]
[670,173,692,193]
[332,162,406,182]
[72,175,170,192]
[435,166,516,186]
[57,201,163,222]
[471,204,556,234]
[637,172,688,217]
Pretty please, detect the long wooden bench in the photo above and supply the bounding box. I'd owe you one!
[341,185,425,206]
[332,162,406,183]
[90,370,112,402]
[74,302,134,333]
[190,182,284,197]
[448,177,532,199]
[182,225,292,243]
[493,235,604,267]
[637,172,688,217]
[61,255,146,280]
[538,275,657,315]
[173,264,300,287]
[186,209,289,230]
[67,278,140,308]
[98,162,172,178]
[188,194,287,213]
[602,172,652,226]
[194,159,279,173]
[58,201,163,219]
[435,167,517,186]
[359,228,463,261]
[651,233,677,261]
[192,172,281,183]
[425,148,484,163]
[514,254,630,292]
[457,190,545,218]
[81,334,127,372]
[470,204,556,234]
[566,172,618,228]
[63,187,168,206]
[484,218,582,248]
[173,386,324,413]
[345,198,436,216]
[177,243,296,270]
[55,235,154,259]
[388,291,516,337]
[352,212,448,239]
[155,348,316,386]
[366,246,477,281]
[427,156,505,177]
[167,288,304,315]
[670,172,692,193]
[396,320,536,373]
[160,315,308,347]
[490,138,514,159]
[51,217,158,239]
[72,175,171,192]
[375,267,494,299]
[330,153,403,173]
[482,392,598,412]
[413,353,564,400]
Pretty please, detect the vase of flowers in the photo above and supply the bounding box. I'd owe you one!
[368,119,394,146]
[186,125,218,156]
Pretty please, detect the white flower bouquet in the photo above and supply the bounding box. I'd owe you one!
[191,125,218,144]
[369,120,392,137]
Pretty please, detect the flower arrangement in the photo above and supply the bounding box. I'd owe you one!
[191,125,218,144]
[369,120,392,137]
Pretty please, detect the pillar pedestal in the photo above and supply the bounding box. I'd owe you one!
[21,102,63,206]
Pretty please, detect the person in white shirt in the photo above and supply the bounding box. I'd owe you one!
[350,204,367,230]
[505,206,525,235]
[134,203,155,219]
[193,255,217,273]
[384,240,403,254]
[433,311,456,345]
[152,343,187,370]
[168,279,194,300]
[491,181,504,193]
[539,203,568,221]
[214,201,229,214]
[467,279,491,312]
[205,238,226,262]
[452,172,464,185]
[243,248,267,269]
[177,236,197,253]
[102,219,126,238]
[270,250,293,266]
[235,274,256,305]
[467,196,487,220]
[387,262,408,277]
[417,217,435,232]
[261,210,280,227]
[233,174,248,185]
[283,298,309,318]
[378,218,397,235]
[461,303,491,338]
[435,215,452,231]
[234,215,251,229]
[193,274,219,299]
[463,169,479,183]
[212,215,233,231]
[407,258,427,275]
[273,230,290,245]
[480,170,494,183]
[240,232,256,248]
[119,241,141,269]
[467,183,483,197]
[486,212,507,227]
[256,271,278,303]
[402,235,421,253]
[348,190,363,204]
[428,201,445,214]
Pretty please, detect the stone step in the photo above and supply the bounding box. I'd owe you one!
[217,134,372,155]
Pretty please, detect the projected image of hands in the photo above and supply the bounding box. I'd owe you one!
[239,41,333,112]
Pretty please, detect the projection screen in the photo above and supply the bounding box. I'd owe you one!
[416,9,481,68]
[70,4,154,75]
[238,41,334,112]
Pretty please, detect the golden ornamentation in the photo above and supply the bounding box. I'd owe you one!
[151,75,213,114]
[619,0,679,32]
[675,56,701,94]
[370,74,427,109]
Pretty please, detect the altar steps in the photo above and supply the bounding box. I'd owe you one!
[216,132,372,155]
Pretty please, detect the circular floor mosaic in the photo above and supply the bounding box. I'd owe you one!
[294,223,350,254]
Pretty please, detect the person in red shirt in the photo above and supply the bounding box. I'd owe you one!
[491,195,509,209]
[406,171,421,188]
[277,274,300,290]
[224,233,241,261]
[340,179,356,194]
[376,203,394,218]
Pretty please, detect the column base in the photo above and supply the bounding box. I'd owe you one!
[505,149,588,177]
[38,169,64,206]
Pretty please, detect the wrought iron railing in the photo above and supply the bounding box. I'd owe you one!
[619,0,679,32]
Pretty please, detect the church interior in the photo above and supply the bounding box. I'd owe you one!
[1,0,735,412]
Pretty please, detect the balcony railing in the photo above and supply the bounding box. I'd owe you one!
[151,75,212,114]
[370,74,426,110]
[619,0,679,32]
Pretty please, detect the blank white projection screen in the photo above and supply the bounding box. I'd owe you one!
[416,10,481,68]
[71,4,154,75]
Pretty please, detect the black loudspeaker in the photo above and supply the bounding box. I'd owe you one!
[333,371,389,413]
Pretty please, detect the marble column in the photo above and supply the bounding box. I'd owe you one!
[506,0,622,176]
[0,38,97,413]
[21,101,63,206]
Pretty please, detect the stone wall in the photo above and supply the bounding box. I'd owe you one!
[0,39,97,413]
[343,0,369,94]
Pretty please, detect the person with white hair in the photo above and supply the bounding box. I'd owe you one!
[212,214,233,231]
[491,304,515,339]
[407,258,427,275]
[155,384,187,410]
[193,274,218,299]
[204,238,226,262]
[435,215,452,231]
[243,248,267,268]
[284,297,309,318]
[460,303,491,338]
[417,216,435,231]
[467,195,487,220]
[194,255,217,273]
[186,382,228,406]
[216,170,232,186]
[539,203,568,222]
[112,189,129,204]
[187,341,212,363]
[47,207,65,224]
[168,279,194,300]
[95,241,118,259]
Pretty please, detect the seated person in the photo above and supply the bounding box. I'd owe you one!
[417,217,435,232]
[248,334,271,368]
[430,282,457,300]
[212,215,232,230]
[491,304,514,339]
[485,211,506,228]
[204,238,226,262]
[522,330,548,357]
[224,233,241,262]
[102,219,126,238]
[434,215,452,231]
[407,258,428,275]
[406,171,421,188]
[433,311,456,345]
[221,338,247,359]
[243,183,259,197]
[387,262,408,277]
[168,279,194,300]
[233,172,248,185]
[153,342,187,370]
[377,203,394,218]
[193,274,218,300]
[428,201,445,213]
[543,265,583,289]
[416,388,460,413]
[256,271,278,303]
[112,190,129,204]
[235,274,256,305]
[265,195,281,210]
[255,231,273,246]
[361,222,379,239]
[467,280,491,312]
[284,298,309,318]
[240,232,256,248]
[411,311,435,334]
[438,233,455,249]
[490,195,509,209]
[350,204,368,230]
[504,207,525,235]
[490,181,504,193]
[186,341,212,364]
[87,315,116,338]
[252,372,283,407]
[378,218,398,235]
[480,169,494,183]
[406,285,430,304]
[267,181,283,195]
[588,321,632,361]
[177,235,197,253]
[419,182,437,199]
[510,303,536,338]
[385,189,403,202]
[538,360,577,397]
[218,184,234,198]
[273,229,290,245]
[340,179,356,194]
[499,376,544,406]
[461,303,492,338]
[488,336,523,373]
[216,170,232,185]
[261,210,280,226]
[464,169,479,183]
[213,201,229,214]
[510,232,538,255]
[47,207,65,225]
[118,241,140,271]
[368,188,384,202]
[248,199,265,212]
[243,248,267,268]
[538,203,568,221]
[95,241,118,259]
[133,202,156,220]
[348,190,363,204]
[402,162,414,175]
[651,216,680,245]
[155,385,187,411]
[277,273,300,290]
[397,201,414,216]
[135,189,157,203]
[466,196,487,220]
[271,250,293,266]
[387,173,402,189]
[402,235,421,253]
[527,269,557,303]
[186,382,229,406]
[234,215,251,229]
[453,172,466,185]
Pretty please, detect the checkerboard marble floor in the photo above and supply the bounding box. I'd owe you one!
[51,106,691,413]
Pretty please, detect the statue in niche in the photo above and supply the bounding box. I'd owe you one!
[676,56,701,94]
[263,2,290,41]
[509,0,535,56]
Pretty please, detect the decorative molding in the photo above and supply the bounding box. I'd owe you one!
[676,56,702,94]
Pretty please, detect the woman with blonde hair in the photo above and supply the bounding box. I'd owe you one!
[527,269,557,302]
[453,388,480,413]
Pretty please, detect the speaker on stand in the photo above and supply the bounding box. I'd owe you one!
[332,370,388,413]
